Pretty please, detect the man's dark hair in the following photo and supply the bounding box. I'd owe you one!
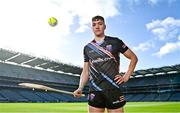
[92,15,105,22]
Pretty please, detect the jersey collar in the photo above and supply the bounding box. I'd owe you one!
[92,35,108,43]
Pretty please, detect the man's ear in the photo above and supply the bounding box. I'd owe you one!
[104,24,106,30]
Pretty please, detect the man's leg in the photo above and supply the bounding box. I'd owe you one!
[107,107,124,113]
[89,105,105,113]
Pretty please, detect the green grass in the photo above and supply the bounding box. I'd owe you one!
[0,102,180,113]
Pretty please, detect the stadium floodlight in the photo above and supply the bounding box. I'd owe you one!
[18,83,85,97]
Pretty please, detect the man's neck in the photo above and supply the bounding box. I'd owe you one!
[95,35,105,42]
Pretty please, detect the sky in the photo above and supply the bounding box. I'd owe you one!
[0,0,179,72]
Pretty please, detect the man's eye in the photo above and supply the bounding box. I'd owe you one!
[99,23,103,25]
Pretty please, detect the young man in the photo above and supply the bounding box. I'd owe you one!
[73,15,138,113]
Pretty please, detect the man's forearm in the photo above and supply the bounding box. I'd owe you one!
[126,56,138,76]
[78,62,89,90]
[78,72,89,90]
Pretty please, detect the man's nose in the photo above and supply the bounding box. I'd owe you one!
[95,25,99,29]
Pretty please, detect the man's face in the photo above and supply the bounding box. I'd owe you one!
[92,19,106,37]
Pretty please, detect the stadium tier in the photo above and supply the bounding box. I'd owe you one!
[0,48,82,75]
[0,48,180,102]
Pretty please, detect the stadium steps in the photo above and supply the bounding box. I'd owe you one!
[48,92,74,102]
[172,76,180,84]
[18,90,45,102]
[154,93,171,101]
[141,93,158,101]
[0,93,8,102]
[129,93,145,102]
[35,92,59,102]
[125,94,134,101]
[0,89,28,102]
[0,62,79,85]
[169,92,180,101]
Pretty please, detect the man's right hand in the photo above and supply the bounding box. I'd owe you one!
[73,89,83,98]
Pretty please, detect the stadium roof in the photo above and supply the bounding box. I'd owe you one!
[0,48,179,77]
[132,64,180,77]
[0,48,82,75]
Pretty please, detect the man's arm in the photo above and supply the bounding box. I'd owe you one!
[114,49,138,84]
[73,62,89,98]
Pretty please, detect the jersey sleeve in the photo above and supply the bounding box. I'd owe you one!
[117,39,129,54]
[83,46,89,62]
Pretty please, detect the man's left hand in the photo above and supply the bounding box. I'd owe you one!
[114,74,130,85]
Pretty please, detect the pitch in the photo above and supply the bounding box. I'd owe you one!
[0,102,180,113]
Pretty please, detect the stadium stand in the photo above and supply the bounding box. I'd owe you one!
[123,69,180,102]
[0,48,87,102]
[0,48,179,102]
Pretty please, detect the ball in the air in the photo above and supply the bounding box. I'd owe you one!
[48,17,58,27]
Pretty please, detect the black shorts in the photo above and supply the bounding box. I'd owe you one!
[88,89,126,109]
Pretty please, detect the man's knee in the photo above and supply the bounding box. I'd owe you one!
[107,107,124,113]
[89,105,105,113]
